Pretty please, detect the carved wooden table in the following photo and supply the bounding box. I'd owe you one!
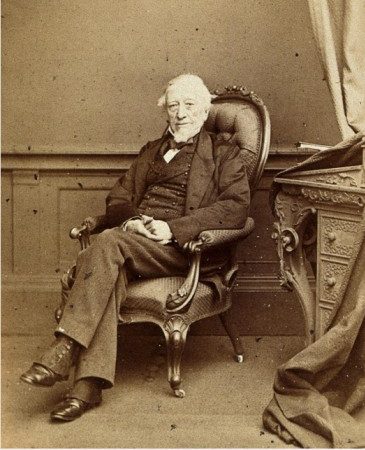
[272,149,365,345]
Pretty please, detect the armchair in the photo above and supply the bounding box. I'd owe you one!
[58,86,271,398]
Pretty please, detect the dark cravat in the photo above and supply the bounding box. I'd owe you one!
[163,137,194,163]
[168,137,194,149]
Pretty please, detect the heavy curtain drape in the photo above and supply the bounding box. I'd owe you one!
[307,0,365,138]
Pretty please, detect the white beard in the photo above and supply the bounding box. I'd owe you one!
[169,122,205,143]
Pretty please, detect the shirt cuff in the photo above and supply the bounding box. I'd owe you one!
[120,216,142,231]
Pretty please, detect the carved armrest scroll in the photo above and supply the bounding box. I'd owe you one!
[69,224,90,250]
[69,215,105,250]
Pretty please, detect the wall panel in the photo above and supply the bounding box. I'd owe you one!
[2,148,313,288]
[1,172,13,274]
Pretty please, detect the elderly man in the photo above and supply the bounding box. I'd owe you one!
[21,74,250,421]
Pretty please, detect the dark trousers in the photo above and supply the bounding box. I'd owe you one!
[56,227,189,387]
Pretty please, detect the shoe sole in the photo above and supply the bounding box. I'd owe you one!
[50,402,100,422]
[20,374,56,387]
[20,373,66,387]
[51,413,81,422]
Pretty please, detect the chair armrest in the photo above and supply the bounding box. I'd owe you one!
[69,215,106,249]
[183,217,255,253]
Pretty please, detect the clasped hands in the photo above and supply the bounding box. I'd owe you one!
[124,215,173,245]
[81,215,174,245]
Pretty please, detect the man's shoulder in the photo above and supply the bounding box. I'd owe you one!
[139,135,166,155]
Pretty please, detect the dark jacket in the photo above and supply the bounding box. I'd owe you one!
[105,127,250,246]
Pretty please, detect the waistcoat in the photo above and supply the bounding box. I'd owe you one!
[138,142,195,221]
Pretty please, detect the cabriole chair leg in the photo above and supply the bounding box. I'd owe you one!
[163,316,189,398]
[219,310,244,362]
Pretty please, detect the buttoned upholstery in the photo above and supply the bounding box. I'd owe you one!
[205,91,268,190]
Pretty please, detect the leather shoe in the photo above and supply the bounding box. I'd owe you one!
[36,336,78,378]
[20,363,65,387]
[21,335,78,388]
[50,397,99,422]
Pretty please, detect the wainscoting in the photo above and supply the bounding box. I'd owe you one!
[2,146,315,336]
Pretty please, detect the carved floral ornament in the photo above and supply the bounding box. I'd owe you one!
[282,184,364,208]
[273,192,317,252]
[315,173,358,187]
[323,241,355,258]
[322,217,360,258]
[164,316,188,334]
[211,85,264,105]
[323,216,360,233]
[301,188,364,206]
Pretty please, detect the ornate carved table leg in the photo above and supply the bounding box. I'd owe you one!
[163,316,189,398]
[272,190,317,346]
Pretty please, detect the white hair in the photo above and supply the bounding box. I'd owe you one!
[157,74,213,110]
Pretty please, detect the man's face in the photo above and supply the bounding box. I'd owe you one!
[165,82,209,140]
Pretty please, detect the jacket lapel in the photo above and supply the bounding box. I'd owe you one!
[185,128,215,213]
[133,137,165,205]
[149,147,194,184]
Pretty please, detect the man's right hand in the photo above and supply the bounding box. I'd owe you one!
[124,218,162,241]
[82,216,99,232]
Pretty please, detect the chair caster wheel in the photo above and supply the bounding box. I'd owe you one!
[235,354,244,363]
[174,389,185,398]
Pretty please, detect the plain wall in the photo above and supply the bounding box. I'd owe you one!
[2,0,341,150]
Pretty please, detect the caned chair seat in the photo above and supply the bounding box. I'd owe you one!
[121,277,230,325]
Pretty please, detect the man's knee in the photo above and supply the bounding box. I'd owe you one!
[76,228,123,263]
[79,228,146,265]
[93,227,124,248]
[75,228,127,272]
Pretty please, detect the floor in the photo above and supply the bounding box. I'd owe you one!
[2,334,365,449]
[2,334,305,448]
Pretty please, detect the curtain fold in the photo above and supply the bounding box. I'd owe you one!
[307,0,365,138]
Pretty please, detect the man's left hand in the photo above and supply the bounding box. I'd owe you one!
[142,216,173,245]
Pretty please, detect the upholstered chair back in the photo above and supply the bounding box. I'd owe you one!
[205,86,271,191]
